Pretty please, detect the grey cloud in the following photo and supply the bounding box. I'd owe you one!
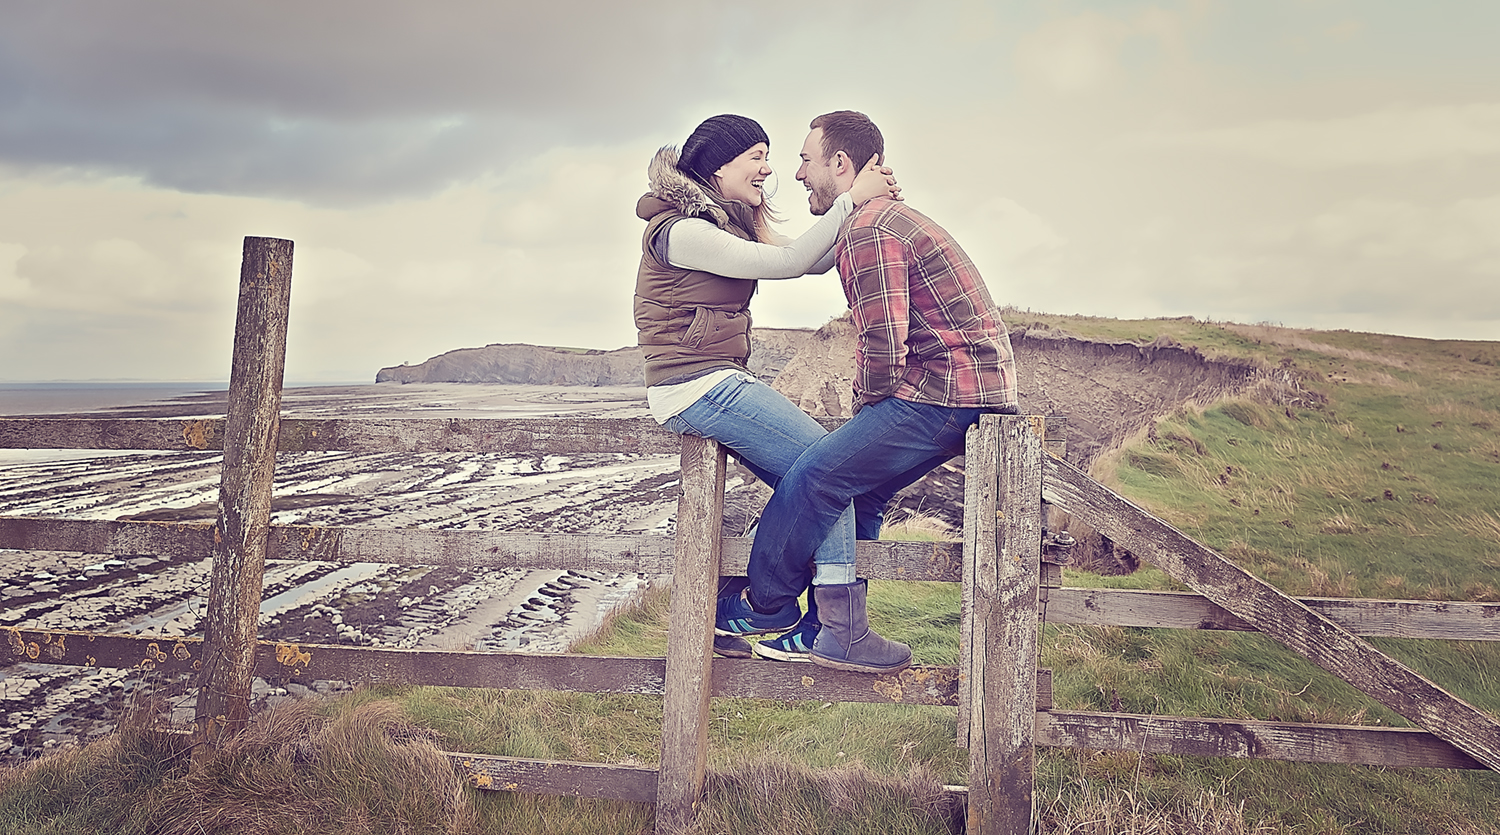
[0,100,544,203]
[0,0,750,202]
[2,2,720,113]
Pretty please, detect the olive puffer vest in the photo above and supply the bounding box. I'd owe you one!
[633,146,760,387]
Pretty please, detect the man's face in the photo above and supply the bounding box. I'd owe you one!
[796,128,842,216]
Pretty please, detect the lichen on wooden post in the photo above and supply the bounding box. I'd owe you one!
[194,236,293,752]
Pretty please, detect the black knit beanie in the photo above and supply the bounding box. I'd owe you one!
[678,114,770,186]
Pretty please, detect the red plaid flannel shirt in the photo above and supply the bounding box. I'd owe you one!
[835,199,1018,411]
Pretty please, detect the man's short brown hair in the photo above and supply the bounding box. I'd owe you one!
[810,110,884,168]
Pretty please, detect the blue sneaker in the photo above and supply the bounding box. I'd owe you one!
[754,617,819,662]
[714,589,800,636]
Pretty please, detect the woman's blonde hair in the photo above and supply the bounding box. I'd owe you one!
[698,172,781,244]
[749,190,781,244]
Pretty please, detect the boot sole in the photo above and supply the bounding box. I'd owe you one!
[753,644,812,662]
[810,653,912,675]
[713,625,786,637]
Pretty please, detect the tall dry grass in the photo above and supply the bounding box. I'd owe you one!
[1,698,479,835]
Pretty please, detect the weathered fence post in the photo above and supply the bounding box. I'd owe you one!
[961,414,1044,833]
[655,435,727,833]
[194,236,294,752]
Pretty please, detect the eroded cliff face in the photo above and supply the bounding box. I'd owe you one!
[1010,326,1265,466]
[771,315,1266,467]
[770,316,859,418]
[376,344,644,386]
[768,314,1268,574]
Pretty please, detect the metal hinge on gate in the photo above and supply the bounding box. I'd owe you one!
[1041,527,1075,564]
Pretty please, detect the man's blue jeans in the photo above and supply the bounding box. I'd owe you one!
[745,396,991,611]
[662,372,856,578]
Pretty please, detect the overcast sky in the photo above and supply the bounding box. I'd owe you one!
[2,0,1498,382]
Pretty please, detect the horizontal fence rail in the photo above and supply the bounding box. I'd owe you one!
[9,625,1485,776]
[1,416,719,456]
[0,414,1069,456]
[0,628,962,705]
[5,516,1496,642]
[0,517,961,580]
[1044,587,1500,641]
[1033,711,1487,770]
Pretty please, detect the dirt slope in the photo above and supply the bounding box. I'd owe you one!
[773,313,1266,467]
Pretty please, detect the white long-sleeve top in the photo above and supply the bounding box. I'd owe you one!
[646,192,856,422]
[664,192,854,277]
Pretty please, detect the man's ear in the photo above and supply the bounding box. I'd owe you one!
[832,150,851,174]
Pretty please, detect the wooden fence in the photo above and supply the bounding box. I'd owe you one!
[3,237,1498,834]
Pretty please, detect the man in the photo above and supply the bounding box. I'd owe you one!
[715,110,1019,674]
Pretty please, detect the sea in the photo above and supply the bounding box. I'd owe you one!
[0,381,227,417]
[0,382,225,464]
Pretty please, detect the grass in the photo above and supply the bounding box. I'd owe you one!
[0,697,476,835]
[1021,314,1500,832]
[5,315,1500,833]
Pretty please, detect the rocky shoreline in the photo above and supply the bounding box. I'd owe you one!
[1,384,681,762]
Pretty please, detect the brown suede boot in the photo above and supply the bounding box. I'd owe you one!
[809,580,912,674]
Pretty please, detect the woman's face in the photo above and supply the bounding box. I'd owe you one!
[713,142,772,207]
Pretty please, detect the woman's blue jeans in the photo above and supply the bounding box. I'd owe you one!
[745,396,991,611]
[662,372,857,586]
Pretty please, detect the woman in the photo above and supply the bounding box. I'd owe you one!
[633,114,900,661]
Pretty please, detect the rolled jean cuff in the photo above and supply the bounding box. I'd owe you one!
[812,561,857,586]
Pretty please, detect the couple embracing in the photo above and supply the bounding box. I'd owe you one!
[633,111,1018,675]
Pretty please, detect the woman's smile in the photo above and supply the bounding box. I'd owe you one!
[714,142,772,206]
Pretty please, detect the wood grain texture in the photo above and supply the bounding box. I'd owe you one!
[0,415,1068,456]
[957,420,994,748]
[1038,710,1486,770]
[12,515,1486,640]
[0,416,685,454]
[274,416,686,455]
[1044,588,1500,640]
[450,754,659,800]
[0,517,965,580]
[0,517,216,560]
[965,415,1044,835]
[656,436,725,834]
[2,627,1047,708]
[11,628,1480,770]
[0,418,228,451]
[196,236,293,747]
[1043,453,1500,772]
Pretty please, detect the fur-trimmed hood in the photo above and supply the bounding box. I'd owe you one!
[635,145,754,237]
